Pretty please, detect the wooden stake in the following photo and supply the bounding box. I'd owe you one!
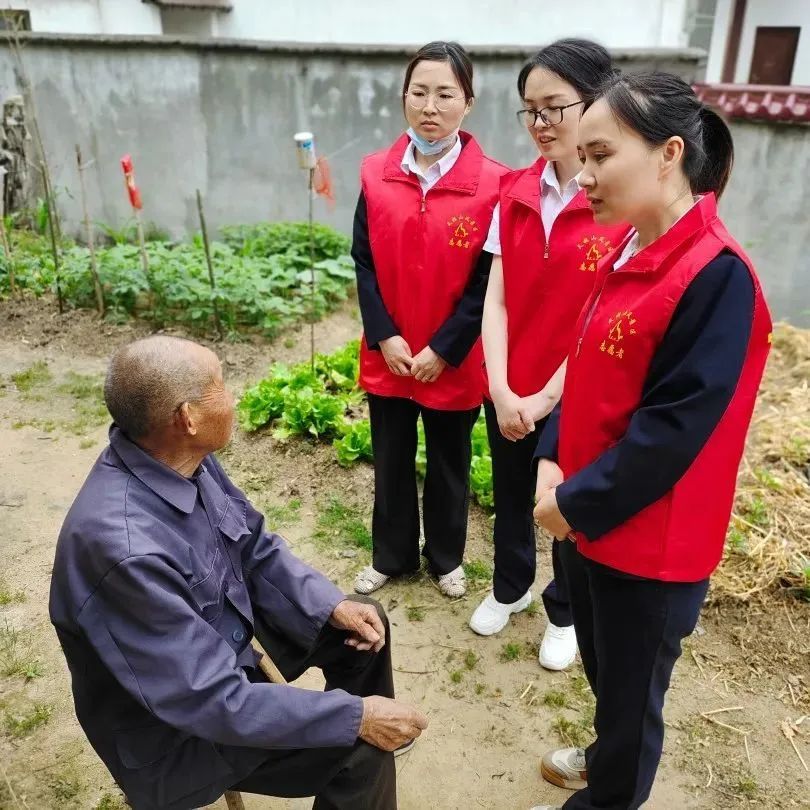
[75,145,104,317]
[5,22,62,243]
[195,189,222,338]
[133,208,154,314]
[308,166,315,370]
[224,791,246,810]
[0,167,13,294]
[41,162,62,314]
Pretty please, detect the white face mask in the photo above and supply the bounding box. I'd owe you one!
[406,126,460,156]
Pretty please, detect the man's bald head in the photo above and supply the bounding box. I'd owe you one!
[104,336,218,440]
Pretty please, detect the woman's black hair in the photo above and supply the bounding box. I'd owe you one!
[589,71,734,197]
[517,38,615,102]
[402,41,474,103]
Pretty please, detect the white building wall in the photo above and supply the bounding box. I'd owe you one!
[97,0,162,35]
[212,0,691,47]
[9,0,161,35]
[705,0,732,81]
[706,0,810,84]
[734,0,810,84]
[19,0,101,33]
[13,0,691,49]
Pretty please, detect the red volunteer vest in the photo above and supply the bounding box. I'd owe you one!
[359,132,509,410]
[493,158,629,397]
[559,195,772,581]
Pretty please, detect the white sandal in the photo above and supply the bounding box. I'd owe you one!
[437,565,466,598]
[354,565,389,595]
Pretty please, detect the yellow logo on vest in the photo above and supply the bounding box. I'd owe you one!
[576,235,613,272]
[447,214,479,249]
[600,310,638,360]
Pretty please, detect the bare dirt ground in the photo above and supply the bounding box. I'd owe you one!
[0,296,808,810]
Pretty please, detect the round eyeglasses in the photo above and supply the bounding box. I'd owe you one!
[405,89,466,113]
[516,100,585,128]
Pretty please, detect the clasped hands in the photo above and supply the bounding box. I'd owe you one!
[379,336,446,383]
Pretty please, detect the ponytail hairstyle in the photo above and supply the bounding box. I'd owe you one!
[587,71,734,197]
[402,41,475,106]
[518,38,616,103]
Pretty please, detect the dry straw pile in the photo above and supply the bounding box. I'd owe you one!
[713,324,810,603]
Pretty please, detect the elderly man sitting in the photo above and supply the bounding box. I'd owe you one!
[49,336,427,810]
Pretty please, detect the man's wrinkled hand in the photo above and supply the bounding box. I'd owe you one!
[359,695,429,752]
[329,599,386,653]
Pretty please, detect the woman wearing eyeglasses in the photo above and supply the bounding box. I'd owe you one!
[352,41,509,598]
[469,40,629,671]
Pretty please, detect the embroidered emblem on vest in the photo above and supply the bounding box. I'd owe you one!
[447,214,479,249]
[576,235,613,272]
[600,310,637,359]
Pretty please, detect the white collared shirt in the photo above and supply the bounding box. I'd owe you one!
[400,135,462,194]
[612,196,703,271]
[483,160,582,255]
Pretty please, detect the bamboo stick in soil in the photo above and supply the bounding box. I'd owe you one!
[76,145,104,317]
[0,167,14,294]
[195,189,222,338]
[308,166,316,369]
[41,162,63,314]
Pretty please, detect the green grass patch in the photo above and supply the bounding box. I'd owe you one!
[4,702,53,737]
[48,765,85,805]
[542,689,569,708]
[264,498,302,528]
[314,497,371,551]
[499,642,522,662]
[0,621,44,680]
[406,605,425,622]
[736,772,759,799]
[551,715,593,749]
[462,559,492,582]
[11,361,52,394]
[94,793,128,810]
[0,581,25,606]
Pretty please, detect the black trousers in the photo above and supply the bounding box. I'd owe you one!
[485,400,572,624]
[557,541,709,810]
[368,393,480,577]
[221,596,397,810]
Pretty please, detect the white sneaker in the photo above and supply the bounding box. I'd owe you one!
[539,747,587,790]
[469,591,532,636]
[354,566,389,595]
[538,622,577,671]
[437,566,466,598]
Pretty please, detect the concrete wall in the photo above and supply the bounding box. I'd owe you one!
[0,34,806,325]
[707,0,810,84]
[719,120,810,326]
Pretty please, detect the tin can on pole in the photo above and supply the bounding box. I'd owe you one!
[293,131,317,170]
